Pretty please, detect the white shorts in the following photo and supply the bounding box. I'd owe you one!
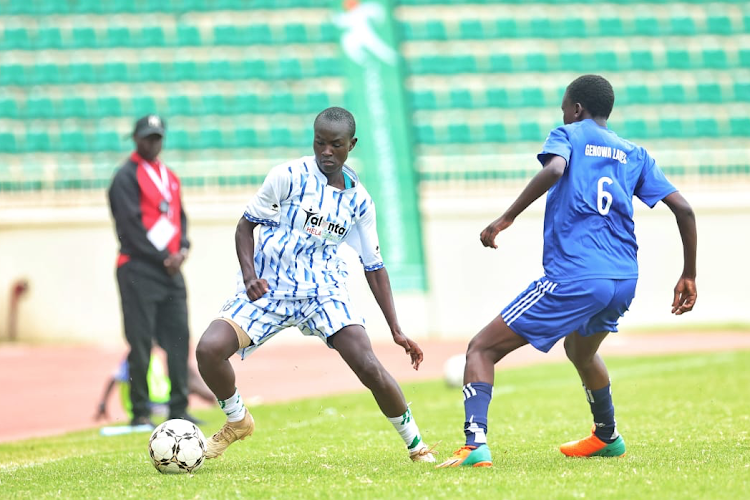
[216,291,365,359]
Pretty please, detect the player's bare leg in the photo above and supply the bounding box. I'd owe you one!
[560,331,626,457]
[196,320,255,458]
[330,325,435,462]
[438,314,527,467]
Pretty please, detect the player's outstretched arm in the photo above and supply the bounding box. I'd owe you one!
[480,155,566,248]
[364,267,423,370]
[235,217,268,301]
[662,191,697,315]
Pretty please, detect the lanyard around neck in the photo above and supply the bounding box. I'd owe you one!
[142,161,171,202]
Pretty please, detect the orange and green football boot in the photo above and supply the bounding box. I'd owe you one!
[435,445,493,468]
[560,427,626,457]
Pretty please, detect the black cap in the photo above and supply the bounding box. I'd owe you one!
[133,114,166,138]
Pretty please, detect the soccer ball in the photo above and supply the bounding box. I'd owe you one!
[148,419,207,474]
[443,354,466,388]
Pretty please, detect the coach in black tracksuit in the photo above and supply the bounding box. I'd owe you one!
[108,115,197,427]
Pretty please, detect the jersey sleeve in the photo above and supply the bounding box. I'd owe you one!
[345,194,384,271]
[243,164,292,227]
[537,126,572,167]
[634,149,677,208]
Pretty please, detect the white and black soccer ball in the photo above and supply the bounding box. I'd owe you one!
[443,354,466,388]
[148,419,207,474]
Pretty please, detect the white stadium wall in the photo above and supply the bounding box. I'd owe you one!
[0,183,748,345]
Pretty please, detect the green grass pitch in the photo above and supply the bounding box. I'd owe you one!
[2,350,748,499]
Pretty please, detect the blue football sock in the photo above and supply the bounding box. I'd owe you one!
[584,383,618,443]
[463,382,493,447]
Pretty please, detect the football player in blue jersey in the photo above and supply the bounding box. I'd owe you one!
[196,107,435,463]
[437,74,697,467]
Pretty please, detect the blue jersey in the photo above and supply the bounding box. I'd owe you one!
[537,119,676,282]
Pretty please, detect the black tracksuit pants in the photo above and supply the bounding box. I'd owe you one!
[116,259,190,420]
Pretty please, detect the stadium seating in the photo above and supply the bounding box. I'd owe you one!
[1,0,749,190]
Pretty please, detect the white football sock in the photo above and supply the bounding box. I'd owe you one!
[218,388,246,422]
[387,407,423,451]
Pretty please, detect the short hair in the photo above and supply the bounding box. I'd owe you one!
[314,107,356,138]
[565,75,615,119]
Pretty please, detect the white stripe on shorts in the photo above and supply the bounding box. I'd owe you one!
[503,280,558,326]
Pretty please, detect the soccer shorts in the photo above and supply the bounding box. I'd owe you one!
[216,291,365,359]
[501,277,637,353]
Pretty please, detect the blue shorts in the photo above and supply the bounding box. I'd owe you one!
[501,277,637,353]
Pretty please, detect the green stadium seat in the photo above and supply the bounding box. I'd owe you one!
[206,59,233,80]
[139,26,166,47]
[414,124,436,144]
[29,63,60,84]
[238,59,267,79]
[734,82,750,101]
[95,96,123,117]
[105,26,131,47]
[529,19,553,38]
[66,62,96,84]
[2,28,30,49]
[270,127,293,147]
[559,52,584,72]
[519,121,542,141]
[447,123,471,143]
[630,51,654,70]
[729,117,750,136]
[71,27,97,48]
[60,97,88,118]
[634,16,660,36]
[24,131,51,152]
[176,25,201,46]
[36,27,62,48]
[166,129,190,149]
[623,84,650,105]
[0,98,18,118]
[494,19,517,38]
[234,93,260,113]
[707,15,732,35]
[198,128,224,148]
[662,84,686,103]
[0,133,16,152]
[98,62,129,82]
[201,94,226,115]
[520,87,545,107]
[666,49,691,69]
[695,118,719,137]
[697,83,722,103]
[132,96,158,116]
[525,53,548,72]
[170,60,196,81]
[283,23,308,43]
[598,18,623,37]
[659,118,682,138]
[26,97,54,118]
[703,49,728,69]
[306,92,331,112]
[214,25,240,45]
[449,89,472,108]
[425,20,447,40]
[410,90,437,110]
[94,130,122,151]
[739,49,750,67]
[670,17,696,36]
[271,91,295,113]
[623,119,647,138]
[559,18,585,38]
[483,123,506,142]
[167,95,192,116]
[138,61,164,82]
[245,25,273,44]
[458,20,483,40]
[486,88,509,107]
[594,50,619,71]
[235,128,258,147]
[59,131,87,152]
[277,58,302,79]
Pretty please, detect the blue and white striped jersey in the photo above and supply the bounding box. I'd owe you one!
[240,156,383,299]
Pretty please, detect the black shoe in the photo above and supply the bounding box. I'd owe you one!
[130,416,155,428]
[170,412,205,425]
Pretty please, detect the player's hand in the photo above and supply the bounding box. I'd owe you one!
[480,216,513,249]
[245,279,270,301]
[163,252,186,275]
[94,402,108,421]
[391,328,424,371]
[672,276,697,315]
